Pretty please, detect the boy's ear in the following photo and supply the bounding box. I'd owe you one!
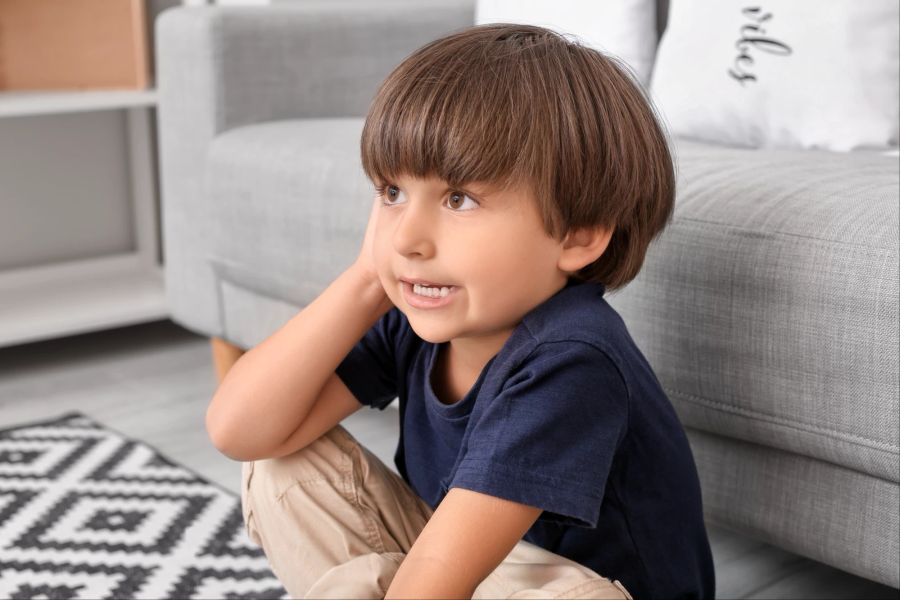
[557,226,614,273]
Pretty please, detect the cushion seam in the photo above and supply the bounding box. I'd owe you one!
[669,388,898,452]
[675,217,898,254]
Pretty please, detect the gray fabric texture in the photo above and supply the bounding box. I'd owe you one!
[204,119,373,326]
[605,139,899,485]
[687,427,899,588]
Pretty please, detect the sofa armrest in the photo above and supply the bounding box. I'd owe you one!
[154,1,473,340]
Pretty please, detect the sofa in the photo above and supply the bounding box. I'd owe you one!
[155,0,900,589]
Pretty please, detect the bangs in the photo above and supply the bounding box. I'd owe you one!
[360,25,562,195]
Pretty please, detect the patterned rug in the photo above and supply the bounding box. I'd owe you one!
[0,411,288,599]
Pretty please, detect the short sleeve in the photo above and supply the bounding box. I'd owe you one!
[448,341,629,528]
[334,307,406,410]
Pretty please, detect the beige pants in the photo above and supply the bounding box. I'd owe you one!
[241,423,634,599]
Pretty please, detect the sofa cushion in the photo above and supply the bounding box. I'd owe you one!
[205,118,899,483]
[606,140,899,483]
[204,117,373,347]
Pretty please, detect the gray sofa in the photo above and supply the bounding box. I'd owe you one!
[155,0,900,589]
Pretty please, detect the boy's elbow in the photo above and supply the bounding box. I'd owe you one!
[208,426,253,462]
[206,402,249,461]
[206,403,280,462]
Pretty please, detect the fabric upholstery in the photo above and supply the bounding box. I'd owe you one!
[204,118,372,323]
[687,427,899,587]
[605,139,899,484]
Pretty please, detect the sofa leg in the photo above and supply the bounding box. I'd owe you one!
[210,337,245,384]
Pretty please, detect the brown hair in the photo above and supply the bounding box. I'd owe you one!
[360,23,676,292]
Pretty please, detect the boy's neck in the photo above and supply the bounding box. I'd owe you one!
[446,328,514,381]
[434,333,510,405]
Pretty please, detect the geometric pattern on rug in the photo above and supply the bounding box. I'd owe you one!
[0,411,288,599]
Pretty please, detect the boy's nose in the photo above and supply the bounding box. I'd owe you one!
[392,202,437,258]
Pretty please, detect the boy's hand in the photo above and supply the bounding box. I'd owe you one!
[351,196,395,314]
[354,196,381,284]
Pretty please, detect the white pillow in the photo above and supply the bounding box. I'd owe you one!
[475,0,658,90]
[649,0,900,152]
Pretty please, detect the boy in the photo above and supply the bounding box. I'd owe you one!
[208,23,715,599]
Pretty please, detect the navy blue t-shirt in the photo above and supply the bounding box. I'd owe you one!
[335,278,715,599]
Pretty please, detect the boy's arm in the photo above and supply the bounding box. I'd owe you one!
[205,263,392,461]
[384,488,543,599]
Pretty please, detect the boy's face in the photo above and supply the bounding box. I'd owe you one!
[373,174,571,356]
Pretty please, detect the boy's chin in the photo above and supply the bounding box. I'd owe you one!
[403,316,453,344]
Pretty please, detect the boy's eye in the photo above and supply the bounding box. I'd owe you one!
[373,184,403,205]
[381,185,401,203]
[447,191,478,211]
[375,184,478,212]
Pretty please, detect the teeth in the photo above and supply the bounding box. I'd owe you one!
[412,283,452,298]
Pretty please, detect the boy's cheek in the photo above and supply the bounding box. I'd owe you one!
[372,239,390,271]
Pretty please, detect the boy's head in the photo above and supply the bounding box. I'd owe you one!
[360,23,675,347]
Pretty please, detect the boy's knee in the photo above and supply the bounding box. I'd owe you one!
[251,424,360,497]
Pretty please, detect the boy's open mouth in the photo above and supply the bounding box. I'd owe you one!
[400,280,458,307]
[410,283,455,298]
[400,278,455,292]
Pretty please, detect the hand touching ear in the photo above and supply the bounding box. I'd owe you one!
[351,196,395,315]
[354,196,383,285]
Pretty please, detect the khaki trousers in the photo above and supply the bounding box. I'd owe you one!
[241,423,634,599]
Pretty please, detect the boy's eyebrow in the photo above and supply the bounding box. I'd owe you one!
[456,183,491,198]
[464,182,496,195]
[456,180,512,198]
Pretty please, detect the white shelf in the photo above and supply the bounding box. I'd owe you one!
[0,88,157,118]
[0,254,168,347]
[0,90,166,347]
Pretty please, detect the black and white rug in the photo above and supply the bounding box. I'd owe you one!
[0,411,288,599]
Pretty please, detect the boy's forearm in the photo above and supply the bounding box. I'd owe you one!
[206,264,391,460]
[385,556,476,599]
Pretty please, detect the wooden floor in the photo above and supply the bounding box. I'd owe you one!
[0,319,896,600]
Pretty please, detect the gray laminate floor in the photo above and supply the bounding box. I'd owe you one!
[0,319,897,600]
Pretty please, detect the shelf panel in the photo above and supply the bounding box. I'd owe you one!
[0,88,157,118]
[0,254,169,348]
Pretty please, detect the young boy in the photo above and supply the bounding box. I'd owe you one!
[208,23,715,600]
